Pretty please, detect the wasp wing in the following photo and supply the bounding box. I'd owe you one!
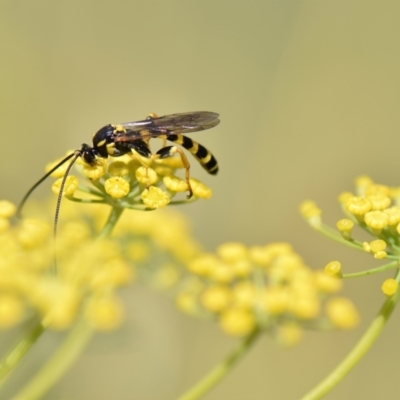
[118,111,220,137]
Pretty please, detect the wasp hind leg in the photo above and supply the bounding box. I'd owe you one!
[155,146,193,198]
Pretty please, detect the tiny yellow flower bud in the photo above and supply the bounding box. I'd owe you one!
[336,219,354,239]
[231,259,252,278]
[18,219,50,248]
[362,242,371,252]
[104,176,130,199]
[176,292,198,315]
[83,159,107,179]
[326,297,360,329]
[187,253,218,276]
[108,161,129,176]
[370,240,386,253]
[135,167,158,185]
[367,195,391,211]
[189,179,212,199]
[163,175,189,193]
[324,261,342,277]
[208,261,235,283]
[384,207,400,226]
[52,176,79,197]
[365,184,390,197]
[248,246,273,266]
[141,186,170,209]
[345,196,372,216]
[374,251,387,259]
[299,201,322,219]
[232,282,256,309]
[217,242,248,262]
[0,217,10,233]
[355,175,374,195]
[0,200,16,218]
[201,285,232,312]
[381,278,398,297]
[364,210,389,232]
[260,288,289,315]
[219,307,256,336]
[338,192,353,204]
[85,296,124,330]
[314,270,342,293]
[290,296,320,320]
[277,322,303,347]
[0,294,24,329]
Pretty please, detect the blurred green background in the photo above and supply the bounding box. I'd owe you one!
[2,1,400,399]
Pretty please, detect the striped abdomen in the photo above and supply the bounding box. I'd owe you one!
[163,133,218,175]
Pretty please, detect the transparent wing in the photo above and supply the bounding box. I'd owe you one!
[119,111,220,136]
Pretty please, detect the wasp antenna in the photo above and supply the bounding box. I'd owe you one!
[52,151,82,271]
[53,151,81,240]
[16,152,78,219]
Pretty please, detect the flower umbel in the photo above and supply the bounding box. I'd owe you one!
[175,242,358,340]
[51,152,213,211]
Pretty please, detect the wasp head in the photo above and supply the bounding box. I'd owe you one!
[80,144,99,166]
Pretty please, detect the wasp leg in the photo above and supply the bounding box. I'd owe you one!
[118,141,153,188]
[156,146,193,198]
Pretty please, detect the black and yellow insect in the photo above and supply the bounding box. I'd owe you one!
[18,111,220,220]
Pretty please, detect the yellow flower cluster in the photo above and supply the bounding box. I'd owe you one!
[0,200,133,331]
[175,242,359,342]
[301,175,400,296]
[48,151,212,210]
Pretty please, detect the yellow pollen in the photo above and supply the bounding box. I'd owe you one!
[219,307,256,337]
[0,200,16,218]
[336,219,354,239]
[135,167,158,185]
[108,161,129,176]
[364,210,389,231]
[141,186,170,209]
[383,207,400,226]
[367,194,391,211]
[345,196,372,216]
[189,179,212,199]
[83,159,107,180]
[217,242,248,262]
[104,177,130,199]
[52,176,79,197]
[201,285,232,312]
[163,175,189,193]
[369,239,386,253]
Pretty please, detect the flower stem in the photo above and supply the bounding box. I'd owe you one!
[300,270,400,400]
[98,205,124,238]
[0,318,45,389]
[11,318,93,400]
[176,328,261,400]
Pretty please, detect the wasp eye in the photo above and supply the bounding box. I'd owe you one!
[82,149,96,165]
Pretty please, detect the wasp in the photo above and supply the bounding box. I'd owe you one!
[17,111,220,221]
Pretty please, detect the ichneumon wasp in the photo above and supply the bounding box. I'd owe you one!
[17,111,220,238]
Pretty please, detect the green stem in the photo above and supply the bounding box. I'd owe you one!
[343,261,399,279]
[11,318,93,400]
[300,270,400,400]
[176,328,261,400]
[98,205,124,238]
[0,318,45,388]
[3,205,124,399]
[313,222,363,252]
